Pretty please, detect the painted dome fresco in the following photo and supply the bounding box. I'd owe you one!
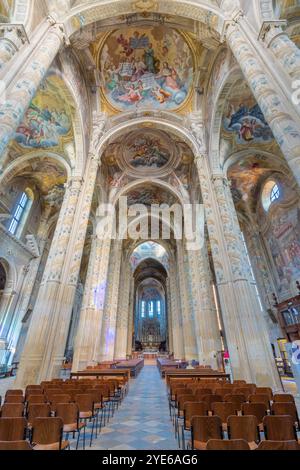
[99,25,194,111]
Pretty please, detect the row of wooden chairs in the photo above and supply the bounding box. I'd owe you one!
[177,400,300,449]
[187,415,300,451]
[205,439,300,451]
[0,417,70,451]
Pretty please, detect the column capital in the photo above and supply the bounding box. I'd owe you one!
[221,9,244,40]
[258,20,287,46]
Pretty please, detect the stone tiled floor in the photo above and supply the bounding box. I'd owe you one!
[84,365,179,450]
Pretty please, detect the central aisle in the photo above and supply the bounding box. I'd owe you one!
[92,365,179,450]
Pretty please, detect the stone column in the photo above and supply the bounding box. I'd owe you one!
[0,22,65,165]
[195,154,282,389]
[186,240,221,368]
[166,279,173,354]
[14,177,83,386]
[259,21,300,81]
[99,240,122,361]
[176,241,198,361]
[126,278,135,357]
[226,18,300,186]
[4,204,53,357]
[114,263,131,360]
[0,24,28,71]
[169,259,184,359]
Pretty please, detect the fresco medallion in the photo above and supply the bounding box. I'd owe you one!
[100,25,194,111]
[122,129,176,175]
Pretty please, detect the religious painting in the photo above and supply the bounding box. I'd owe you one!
[228,155,275,202]
[125,130,171,170]
[223,81,274,145]
[126,187,175,207]
[15,77,72,149]
[266,205,300,293]
[100,26,193,111]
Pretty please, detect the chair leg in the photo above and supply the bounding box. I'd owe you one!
[90,417,95,447]
[76,430,81,450]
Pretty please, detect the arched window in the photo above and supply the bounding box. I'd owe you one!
[262,180,280,211]
[8,189,33,237]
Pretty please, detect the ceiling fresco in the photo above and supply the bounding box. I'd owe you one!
[0,0,14,21]
[14,75,73,150]
[99,25,194,112]
[126,185,176,206]
[228,154,281,206]
[223,80,274,146]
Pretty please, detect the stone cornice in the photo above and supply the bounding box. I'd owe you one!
[0,223,37,259]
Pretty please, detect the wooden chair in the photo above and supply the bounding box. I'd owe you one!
[31,417,69,450]
[242,402,268,431]
[49,394,71,412]
[206,439,251,450]
[194,389,213,400]
[0,417,27,441]
[273,394,295,404]
[4,395,24,404]
[227,415,260,450]
[0,440,33,450]
[25,389,44,401]
[211,402,237,430]
[255,440,300,451]
[86,389,105,434]
[271,402,300,429]
[189,416,223,450]
[224,394,246,411]
[75,394,96,447]
[233,387,253,399]
[249,394,270,410]
[174,393,195,435]
[55,403,86,450]
[27,404,51,427]
[0,403,24,418]
[263,415,298,442]
[180,402,208,449]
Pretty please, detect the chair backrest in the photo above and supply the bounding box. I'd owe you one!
[184,402,208,428]
[27,395,47,405]
[55,403,79,426]
[5,390,23,397]
[255,440,300,451]
[27,404,51,425]
[4,395,24,404]
[49,394,71,405]
[224,394,246,410]
[271,402,299,424]
[86,390,102,405]
[233,387,252,398]
[214,388,234,398]
[206,439,251,450]
[249,394,270,408]
[227,415,259,443]
[255,387,273,400]
[75,394,94,412]
[177,394,196,413]
[273,394,295,403]
[191,416,223,444]
[26,385,43,393]
[0,440,33,450]
[242,402,268,424]
[0,417,27,441]
[201,394,223,410]
[194,389,212,398]
[263,415,297,441]
[31,417,63,447]
[212,402,237,423]
[0,404,24,418]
